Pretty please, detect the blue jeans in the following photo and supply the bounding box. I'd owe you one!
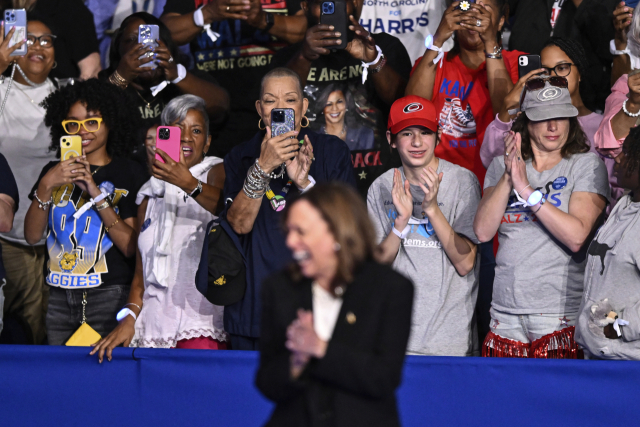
[46,285,129,346]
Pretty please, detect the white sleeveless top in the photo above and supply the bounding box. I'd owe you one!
[131,164,227,348]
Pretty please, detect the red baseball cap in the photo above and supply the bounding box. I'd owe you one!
[387,95,437,134]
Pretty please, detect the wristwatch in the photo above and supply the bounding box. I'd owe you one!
[188,180,203,199]
[264,12,275,32]
[526,190,544,206]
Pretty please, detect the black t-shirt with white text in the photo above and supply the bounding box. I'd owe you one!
[30,158,147,289]
[163,0,303,157]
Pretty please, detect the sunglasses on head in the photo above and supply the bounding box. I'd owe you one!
[519,76,569,108]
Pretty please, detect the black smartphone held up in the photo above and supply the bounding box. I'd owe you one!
[455,0,476,11]
[518,54,542,79]
[320,0,348,50]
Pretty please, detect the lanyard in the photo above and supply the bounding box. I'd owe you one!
[266,180,293,212]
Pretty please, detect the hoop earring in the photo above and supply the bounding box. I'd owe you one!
[300,116,310,128]
[258,118,266,130]
[52,61,57,69]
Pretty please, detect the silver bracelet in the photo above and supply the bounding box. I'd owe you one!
[485,45,503,59]
[255,159,286,180]
[623,98,640,117]
[124,302,141,311]
[33,190,52,210]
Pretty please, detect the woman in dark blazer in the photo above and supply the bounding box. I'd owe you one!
[256,183,414,427]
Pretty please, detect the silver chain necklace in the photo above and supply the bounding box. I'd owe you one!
[15,63,48,88]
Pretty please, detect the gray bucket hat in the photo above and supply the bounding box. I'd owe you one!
[521,79,578,121]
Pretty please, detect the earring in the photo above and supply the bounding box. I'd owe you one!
[258,118,266,130]
[52,61,57,69]
[301,116,310,128]
[334,242,341,251]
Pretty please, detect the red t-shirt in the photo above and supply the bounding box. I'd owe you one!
[412,50,523,185]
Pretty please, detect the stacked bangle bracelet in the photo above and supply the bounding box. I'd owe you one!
[108,70,129,89]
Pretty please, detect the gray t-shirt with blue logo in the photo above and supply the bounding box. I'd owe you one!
[367,159,481,356]
[484,152,610,316]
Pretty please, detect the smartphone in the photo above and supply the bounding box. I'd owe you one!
[271,108,295,137]
[4,9,27,57]
[518,54,542,79]
[138,24,159,68]
[455,0,476,10]
[320,0,348,50]
[155,126,181,163]
[60,136,83,161]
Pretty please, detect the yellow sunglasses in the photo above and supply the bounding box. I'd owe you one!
[61,118,103,135]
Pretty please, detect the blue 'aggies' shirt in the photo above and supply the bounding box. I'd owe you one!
[30,158,146,289]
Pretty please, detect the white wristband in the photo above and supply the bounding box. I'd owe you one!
[116,307,137,322]
[171,64,187,84]
[425,35,444,68]
[73,190,108,219]
[298,175,316,193]
[391,224,411,240]
[361,45,383,84]
[610,39,630,56]
[193,7,205,26]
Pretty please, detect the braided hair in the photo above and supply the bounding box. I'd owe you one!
[623,126,640,185]
[41,79,139,158]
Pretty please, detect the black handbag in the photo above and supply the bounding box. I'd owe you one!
[195,218,246,306]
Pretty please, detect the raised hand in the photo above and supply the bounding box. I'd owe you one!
[613,2,633,47]
[461,1,500,48]
[116,42,156,82]
[202,0,252,23]
[391,168,413,231]
[301,23,342,61]
[0,22,25,73]
[258,126,300,174]
[433,1,464,47]
[152,148,198,193]
[286,135,313,189]
[154,39,179,81]
[345,15,377,62]
[418,166,443,217]
[501,69,546,120]
[70,155,101,198]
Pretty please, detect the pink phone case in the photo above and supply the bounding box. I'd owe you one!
[155,126,181,163]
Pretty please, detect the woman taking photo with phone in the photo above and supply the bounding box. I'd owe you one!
[257,183,413,427]
[103,12,229,156]
[0,15,61,344]
[474,78,609,358]
[223,67,356,350]
[24,79,146,345]
[91,95,228,360]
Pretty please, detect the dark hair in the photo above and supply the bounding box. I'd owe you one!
[41,79,139,158]
[511,114,589,161]
[623,126,640,184]
[445,0,508,57]
[260,67,304,98]
[314,83,357,126]
[284,183,376,294]
[542,37,589,102]
[26,11,58,36]
[107,12,179,74]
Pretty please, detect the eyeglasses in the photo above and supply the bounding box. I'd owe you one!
[520,76,569,107]
[26,34,57,48]
[61,118,103,134]
[541,63,574,77]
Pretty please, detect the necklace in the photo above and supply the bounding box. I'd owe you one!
[322,124,346,137]
[15,64,48,88]
[91,158,112,176]
[134,89,155,109]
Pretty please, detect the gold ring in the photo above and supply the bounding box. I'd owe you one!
[226,6,230,11]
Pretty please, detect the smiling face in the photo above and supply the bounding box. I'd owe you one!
[541,45,579,98]
[388,126,437,170]
[16,21,55,81]
[323,90,347,125]
[66,101,109,158]
[256,76,309,132]
[456,0,505,52]
[118,18,162,84]
[286,200,339,281]
[170,109,211,168]
[527,118,570,153]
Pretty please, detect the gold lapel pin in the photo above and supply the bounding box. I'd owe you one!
[346,312,356,324]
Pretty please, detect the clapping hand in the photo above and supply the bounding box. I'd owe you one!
[504,132,529,194]
[286,309,327,359]
[391,168,412,231]
[286,135,313,189]
[419,167,443,217]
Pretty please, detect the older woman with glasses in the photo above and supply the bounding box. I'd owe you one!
[0,15,68,344]
[24,79,146,345]
[474,77,610,359]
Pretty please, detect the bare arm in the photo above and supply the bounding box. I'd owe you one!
[227,187,264,235]
[175,73,230,117]
[90,199,148,363]
[77,52,102,80]
[611,1,633,86]
[428,206,477,276]
[0,194,15,233]
[246,5,307,45]
[474,178,512,243]
[611,72,640,140]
